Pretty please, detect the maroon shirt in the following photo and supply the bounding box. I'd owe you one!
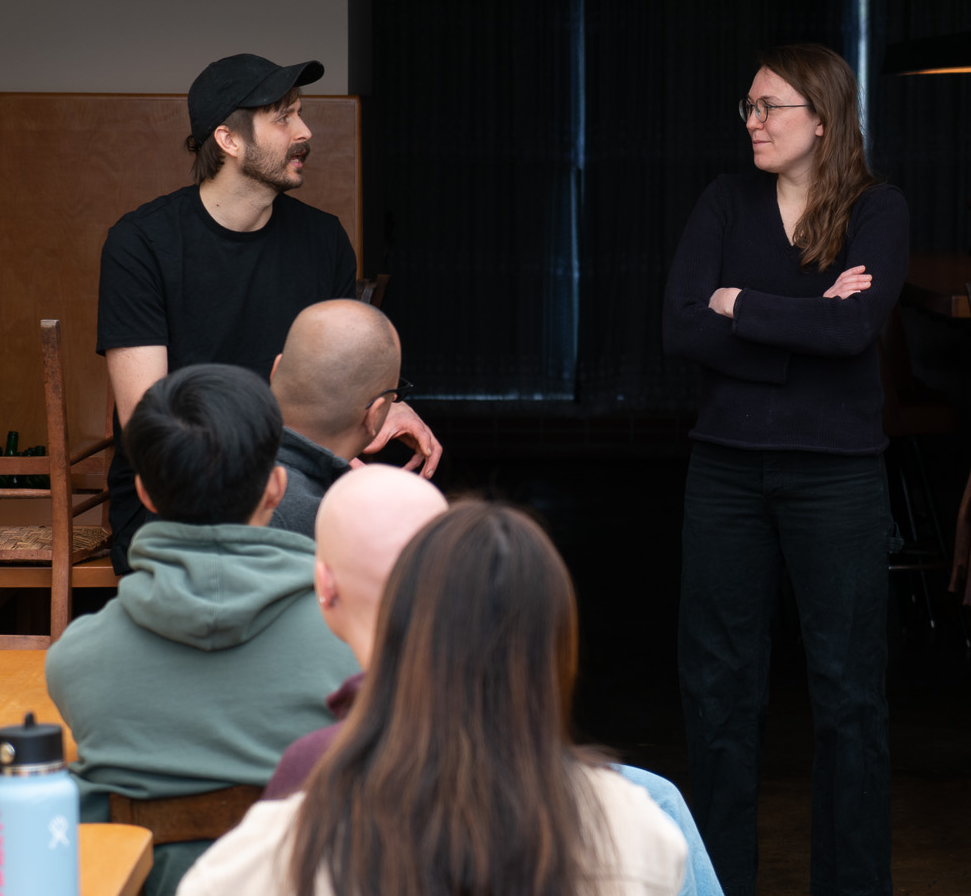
[262,672,364,800]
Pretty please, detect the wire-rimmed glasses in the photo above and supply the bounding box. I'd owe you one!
[738,98,810,122]
[365,377,414,409]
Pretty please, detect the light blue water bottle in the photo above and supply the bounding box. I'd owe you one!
[0,712,79,896]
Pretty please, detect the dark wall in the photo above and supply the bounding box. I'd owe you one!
[869,1,971,253]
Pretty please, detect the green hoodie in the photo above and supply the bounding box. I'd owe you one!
[46,520,360,894]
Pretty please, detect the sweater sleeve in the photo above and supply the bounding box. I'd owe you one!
[732,185,910,357]
[663,178,791,384]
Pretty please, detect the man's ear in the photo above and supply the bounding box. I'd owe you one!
[247,466,287,527]
[269,353,283,383]
[134,474,159,514]
[314,557,338,609]
[212,124,242,158]
[263,465,287,512]
[363,396,389,438]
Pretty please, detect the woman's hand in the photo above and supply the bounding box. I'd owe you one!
[708,287,741,318]
[824,265,872,299]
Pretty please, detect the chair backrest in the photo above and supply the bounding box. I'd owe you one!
[0,322,69,544]
[0,320,115,646]
[108,786,263,845]
[0,323,112,548]
[356,274,390,309]
[44,319,75,579]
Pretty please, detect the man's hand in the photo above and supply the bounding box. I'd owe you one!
[361,402,442,479]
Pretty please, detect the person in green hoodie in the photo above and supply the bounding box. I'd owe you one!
[46,363,359,896]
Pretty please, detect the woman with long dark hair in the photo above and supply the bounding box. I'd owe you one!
[664,44,907,896]
[178,502,687,896]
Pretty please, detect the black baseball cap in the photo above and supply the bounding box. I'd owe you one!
[188,53,324,144]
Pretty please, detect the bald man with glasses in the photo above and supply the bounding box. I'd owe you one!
[268,299,412,538]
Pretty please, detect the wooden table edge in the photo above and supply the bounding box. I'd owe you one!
[80,822,153,896]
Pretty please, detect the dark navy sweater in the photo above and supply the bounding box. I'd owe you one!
[664,171,909,455]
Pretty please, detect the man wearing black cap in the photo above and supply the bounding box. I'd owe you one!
[97,54,441,575]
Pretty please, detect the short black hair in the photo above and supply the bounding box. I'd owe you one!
[124,364,283,524]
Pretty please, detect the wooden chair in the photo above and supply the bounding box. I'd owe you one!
[108,785,263,845]
[356,274,391,309]
[0,320,118,649]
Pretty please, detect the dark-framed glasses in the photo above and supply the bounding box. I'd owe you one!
[365,377,414,409]
[738,98,810,123]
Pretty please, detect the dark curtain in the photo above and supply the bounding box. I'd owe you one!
[371,1,967,409]
[373,0,579,399]
[577,0,845,410]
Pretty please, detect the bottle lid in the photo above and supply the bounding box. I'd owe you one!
[0,712,65,770]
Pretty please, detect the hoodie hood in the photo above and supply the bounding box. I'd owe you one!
[120,521,317,651]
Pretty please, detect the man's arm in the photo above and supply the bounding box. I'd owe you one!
[360,402,442,479]
[106,345,168,427]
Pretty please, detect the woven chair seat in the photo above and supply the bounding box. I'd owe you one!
[0,525,110,559]
[0,320,117,646]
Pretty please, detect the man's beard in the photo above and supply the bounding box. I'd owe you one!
[240,140,311,192]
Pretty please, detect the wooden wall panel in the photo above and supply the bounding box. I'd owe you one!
[0,93,361,451]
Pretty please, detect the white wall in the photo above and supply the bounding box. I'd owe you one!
[0,0,351,94]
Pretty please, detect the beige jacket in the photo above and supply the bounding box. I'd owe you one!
[177,765,687,896]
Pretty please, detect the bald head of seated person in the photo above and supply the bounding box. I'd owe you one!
[258,467,725,896]
[267,299,405,537]
[46,363,359,896]
[263,464,447,799]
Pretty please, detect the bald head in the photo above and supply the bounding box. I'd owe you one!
[314,464,447,667]
[271,300,401,450]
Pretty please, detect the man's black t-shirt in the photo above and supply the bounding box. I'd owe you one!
[98,185,357,572]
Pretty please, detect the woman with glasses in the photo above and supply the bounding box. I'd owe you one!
[664,44,906,896]
[177,502,688,896]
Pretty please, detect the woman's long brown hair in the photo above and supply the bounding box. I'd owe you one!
[288,501,607,896]
[761,43,878,271]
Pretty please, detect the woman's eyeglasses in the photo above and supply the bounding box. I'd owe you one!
[738,98,810,122]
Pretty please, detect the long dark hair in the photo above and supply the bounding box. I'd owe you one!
[760,43,878,271]
[288,501,607,896]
